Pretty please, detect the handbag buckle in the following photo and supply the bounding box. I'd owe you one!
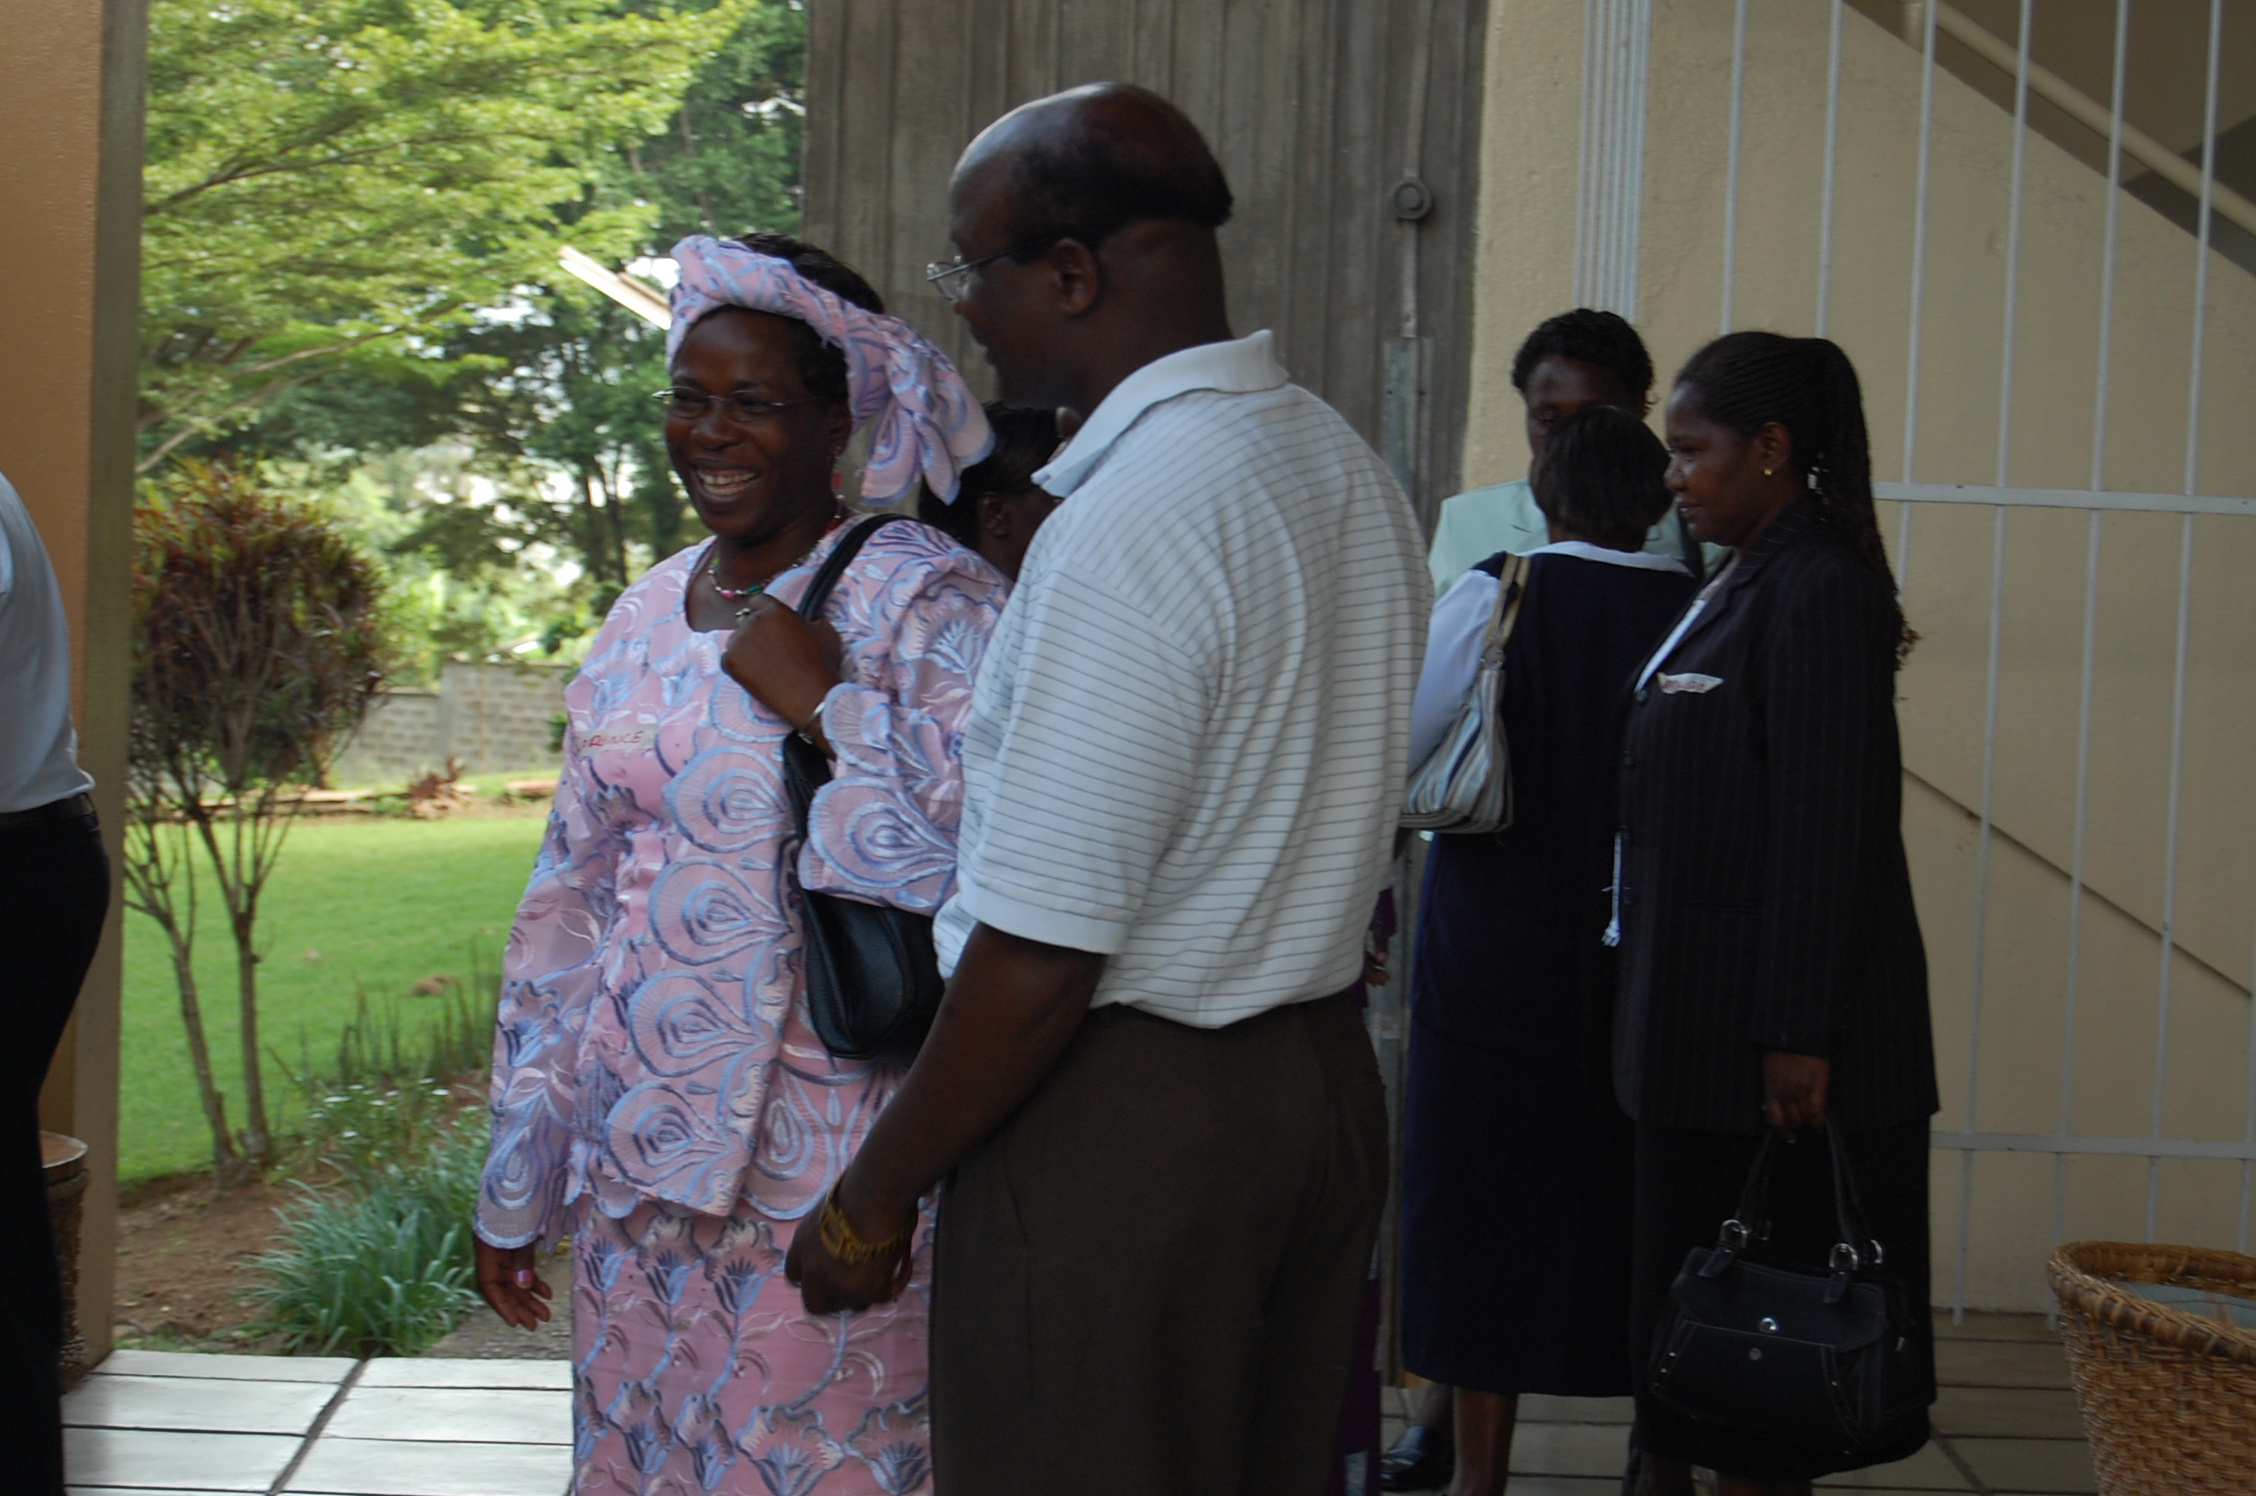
[1828,1242,1863,1273]
[1719,1218,1753,1251]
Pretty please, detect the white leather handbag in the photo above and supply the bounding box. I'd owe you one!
[1401,554,1528,834]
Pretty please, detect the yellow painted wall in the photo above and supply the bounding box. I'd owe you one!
[0,0,148,1362]
[1473,0,2256,1309]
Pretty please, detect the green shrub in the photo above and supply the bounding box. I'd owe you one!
[277,954,496,1189]
[246,1123,486,1356]
[298,1080,459,1191]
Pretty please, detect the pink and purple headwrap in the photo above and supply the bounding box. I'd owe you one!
[668,235,992,506]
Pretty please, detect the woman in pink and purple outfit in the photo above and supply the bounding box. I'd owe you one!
[472,233,1000,1496]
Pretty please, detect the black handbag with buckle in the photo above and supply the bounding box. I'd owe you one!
[779,514,945,1066]
[1647,1127,1933,1461]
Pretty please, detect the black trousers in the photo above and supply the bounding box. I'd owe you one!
[0,810,110,1496]
[931,988,1389,1496]
[1629,1117,1935,1482]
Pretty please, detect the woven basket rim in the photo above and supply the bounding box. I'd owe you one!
[2049,1240,2256,1368]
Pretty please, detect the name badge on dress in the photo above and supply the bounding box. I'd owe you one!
[582,724,655,754]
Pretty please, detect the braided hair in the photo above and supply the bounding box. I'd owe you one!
[1673,331,1914,662]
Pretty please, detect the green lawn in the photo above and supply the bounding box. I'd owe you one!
[121,811,549,1182]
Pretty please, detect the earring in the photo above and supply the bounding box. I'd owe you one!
[1762,467,1774,477]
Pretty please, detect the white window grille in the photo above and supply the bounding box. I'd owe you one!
[1583,0,2256,1314]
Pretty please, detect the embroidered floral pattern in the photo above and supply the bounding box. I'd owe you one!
[569,1202,934,1496]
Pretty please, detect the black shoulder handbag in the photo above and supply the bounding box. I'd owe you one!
[1648,1127,1933,1462]
[779,514,946,1066]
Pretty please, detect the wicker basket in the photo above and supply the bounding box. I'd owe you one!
[2047,1241,2256,1495]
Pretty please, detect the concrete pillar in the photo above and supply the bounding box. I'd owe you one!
[0,0,150,1366]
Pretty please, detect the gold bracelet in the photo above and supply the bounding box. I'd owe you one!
[818,1184,913,1266]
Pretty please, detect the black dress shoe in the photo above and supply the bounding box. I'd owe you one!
[1379,1424,1454,1492]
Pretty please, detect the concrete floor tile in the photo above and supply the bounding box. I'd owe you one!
[1934,1312,2060,1344]
[1508,1420,1632,1478]
[283,1436,570,1495]
[1931,1385,2087,1439]
[1810,1440,1973,1489]
[98,1349,356,1383]
[1950,1437,2096,1493]
[360,1358,572,1390]
[64,1426,302,1491]
[321,1385,569,1445]
[1519,1394,1635,1425]
[65,1374,336,1436]
[1935,1338,2074,1389]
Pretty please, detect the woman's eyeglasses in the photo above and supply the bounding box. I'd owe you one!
[652,389,822,424]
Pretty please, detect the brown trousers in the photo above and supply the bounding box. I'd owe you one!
[930,987,1389,1496]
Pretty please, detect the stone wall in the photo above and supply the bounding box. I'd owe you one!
[334,660,569,784]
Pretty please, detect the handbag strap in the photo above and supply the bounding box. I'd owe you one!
[1701,1132,1779,1276]
[1477,553,1531,668]
[798,513,909,621]
[1825,1124,1882,1272]
[782,513,908,837]
[1698,1126,1884,1291]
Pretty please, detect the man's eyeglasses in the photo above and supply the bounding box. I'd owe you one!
[652,389,822,425]
[924,237,1059,301]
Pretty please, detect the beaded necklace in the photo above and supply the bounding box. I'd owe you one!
[705,510,847,616]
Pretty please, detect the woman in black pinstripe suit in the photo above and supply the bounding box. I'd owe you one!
[1614,334,1939,1496]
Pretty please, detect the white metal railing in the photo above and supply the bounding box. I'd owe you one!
[1586,0,2255,1313]
[1924,1,2256,241]
[1881,0,2247,1314]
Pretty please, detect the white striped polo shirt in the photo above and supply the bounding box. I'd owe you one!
[934,331,1431,1027]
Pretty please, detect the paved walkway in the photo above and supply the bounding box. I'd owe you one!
[1375,1313,2094,1494]
[64,1350,569,1496]
[65,1313,2089,1494]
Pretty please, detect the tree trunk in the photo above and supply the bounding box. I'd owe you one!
[168,924,242,1184]
[189,804,275,1169]
[231,902,271,1166]
[580,465,630,589]
[121,814,243,1182]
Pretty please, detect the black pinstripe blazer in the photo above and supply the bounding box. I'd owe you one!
[1611,499,1939,1135]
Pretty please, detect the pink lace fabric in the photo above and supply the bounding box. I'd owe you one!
[477,520,1007,1251]
[568,1197,935,1495]
[667,235,992,506]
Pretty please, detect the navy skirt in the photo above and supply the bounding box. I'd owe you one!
[1397,1013,1636,1396]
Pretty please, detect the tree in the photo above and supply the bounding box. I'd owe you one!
[621,0,806,246]
[147,1,806,645]
[140,0,755,470]
[129,463,392,1176]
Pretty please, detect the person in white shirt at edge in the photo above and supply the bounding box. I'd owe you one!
[784,83,1431,1496]
[0,471,108,1496]
[1386,305,1699,1496]
[1422,308,1708,600]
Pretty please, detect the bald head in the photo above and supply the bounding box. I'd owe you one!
[944,84,1236,418]
[957,83,1233,251]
